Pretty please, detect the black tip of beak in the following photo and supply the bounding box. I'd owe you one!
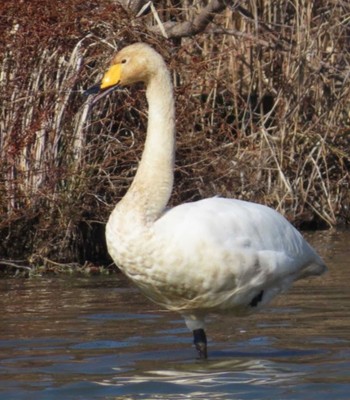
[84,83,120,107]
[84,84,101,96]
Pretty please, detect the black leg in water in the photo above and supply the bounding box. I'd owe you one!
[193,328,208,359]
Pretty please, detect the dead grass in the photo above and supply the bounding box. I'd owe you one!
[0,0,349,269]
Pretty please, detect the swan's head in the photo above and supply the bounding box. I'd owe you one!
[85,43,166,104]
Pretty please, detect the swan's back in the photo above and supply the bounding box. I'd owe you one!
[156,197,322,265]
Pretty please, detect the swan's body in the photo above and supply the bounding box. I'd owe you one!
[86,43,327,358]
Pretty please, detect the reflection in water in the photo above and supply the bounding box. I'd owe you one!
[104,358,305,393]
[0,230,350,399]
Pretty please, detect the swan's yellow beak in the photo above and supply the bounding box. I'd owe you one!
[84,63,122,104]
[101,64,122,89]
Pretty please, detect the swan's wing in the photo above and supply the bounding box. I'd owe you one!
[153,197,326,309]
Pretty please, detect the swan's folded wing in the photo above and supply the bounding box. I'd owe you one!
[153,197,326,300]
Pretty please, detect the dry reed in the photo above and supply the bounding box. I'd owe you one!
[0,0,349,270]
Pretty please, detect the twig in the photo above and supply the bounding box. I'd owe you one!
[0,260,31,270]
[149,0,226,38]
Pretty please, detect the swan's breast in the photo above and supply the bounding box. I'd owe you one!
[105,207,227,308]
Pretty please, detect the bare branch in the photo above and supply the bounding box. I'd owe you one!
[116,0,228,38]
[0,260,31,270]
[117,0,150,15]
[150,0,227,38]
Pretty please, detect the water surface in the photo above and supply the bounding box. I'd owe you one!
[1,230,349,399]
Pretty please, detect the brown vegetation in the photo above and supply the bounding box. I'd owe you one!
[0,0,349,271]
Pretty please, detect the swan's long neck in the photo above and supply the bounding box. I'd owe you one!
[118,67,175,222]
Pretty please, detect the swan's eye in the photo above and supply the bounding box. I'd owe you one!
[121,59,127,64]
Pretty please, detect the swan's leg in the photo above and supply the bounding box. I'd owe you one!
[193,328,207,359]
[183,313,208,359]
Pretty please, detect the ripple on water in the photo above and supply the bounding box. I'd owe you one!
[1,231,350,399]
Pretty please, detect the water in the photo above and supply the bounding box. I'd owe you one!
[1,230,349,399]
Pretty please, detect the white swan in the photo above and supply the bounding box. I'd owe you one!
[85,43,327,359]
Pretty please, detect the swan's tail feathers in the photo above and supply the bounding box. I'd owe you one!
[297,261,328,280]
